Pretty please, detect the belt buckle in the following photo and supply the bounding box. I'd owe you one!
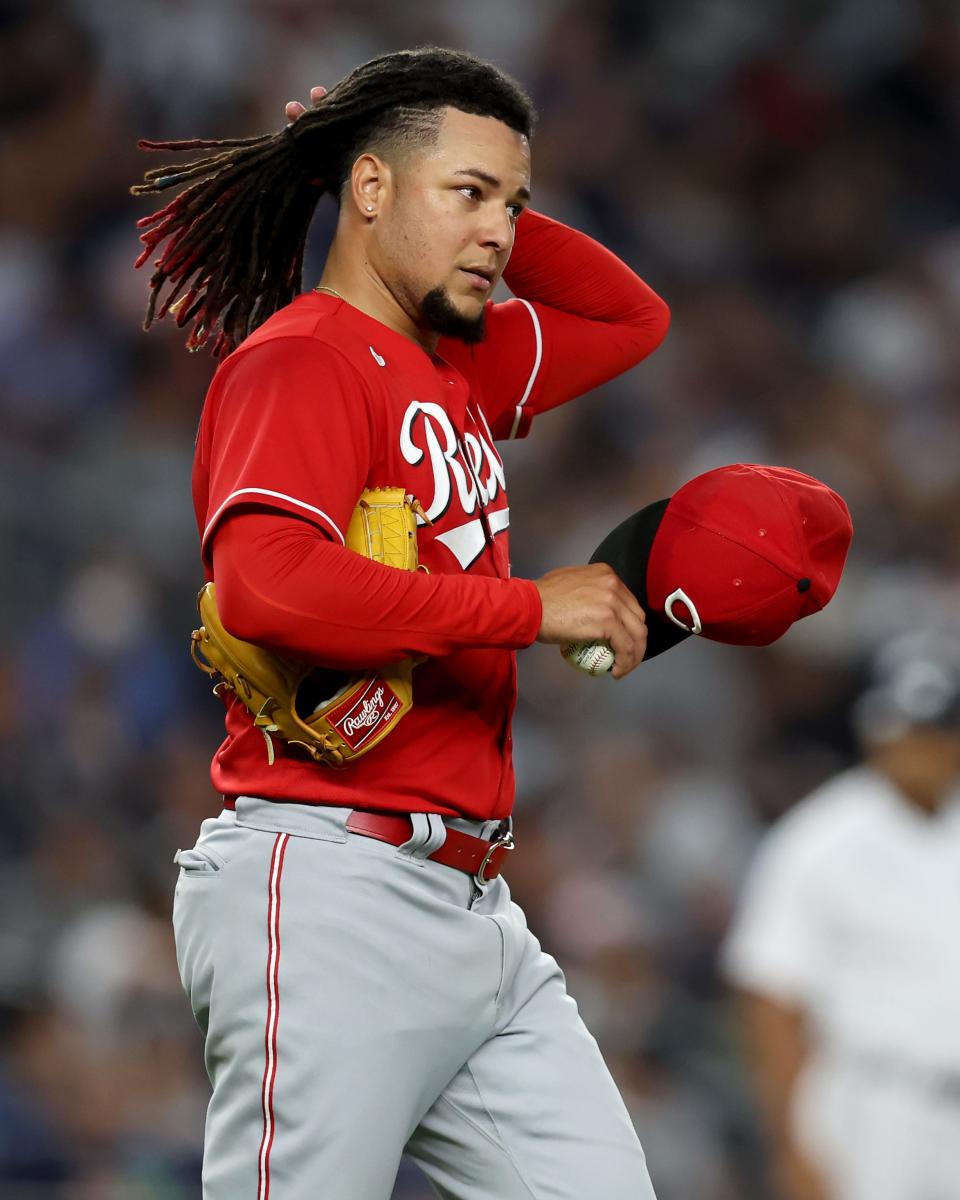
[474,830,514,887]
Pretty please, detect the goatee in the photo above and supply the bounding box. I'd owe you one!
[420,285,486,345]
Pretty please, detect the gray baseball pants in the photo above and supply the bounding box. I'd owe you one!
[172,796,657,1199]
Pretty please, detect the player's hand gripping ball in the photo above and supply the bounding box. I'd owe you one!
[561,641,615,675]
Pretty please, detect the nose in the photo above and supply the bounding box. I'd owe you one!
[478,206,514,254]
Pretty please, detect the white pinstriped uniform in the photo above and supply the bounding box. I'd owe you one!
[723,767,960,1200]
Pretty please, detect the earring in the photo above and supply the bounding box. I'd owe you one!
[366,205,374,212]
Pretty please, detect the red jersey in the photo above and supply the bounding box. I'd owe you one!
[192,210,669,820]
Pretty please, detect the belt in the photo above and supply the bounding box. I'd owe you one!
[222,800,514,885]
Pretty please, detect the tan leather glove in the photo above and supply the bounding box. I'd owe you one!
[190,487,426,768]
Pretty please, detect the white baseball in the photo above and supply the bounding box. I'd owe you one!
[561,640,615,676]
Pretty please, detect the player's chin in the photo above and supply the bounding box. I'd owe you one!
[453,291,487,318]
[420,284,487,345]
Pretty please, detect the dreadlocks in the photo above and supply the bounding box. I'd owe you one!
[130,47,536,358]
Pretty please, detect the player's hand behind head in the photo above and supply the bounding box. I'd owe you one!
[284,85,328,125]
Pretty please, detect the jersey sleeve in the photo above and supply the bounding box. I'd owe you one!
[213,509,543,663]
[720,816,832,1007]
[440,209,670,441]
[196,337,374,569]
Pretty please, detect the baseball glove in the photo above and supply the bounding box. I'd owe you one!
[190,487,426,768]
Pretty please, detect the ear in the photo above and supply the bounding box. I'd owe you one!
[349,153,391,221]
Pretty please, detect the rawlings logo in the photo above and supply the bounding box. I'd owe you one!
[342,687,386,736]
[329,677,402,751]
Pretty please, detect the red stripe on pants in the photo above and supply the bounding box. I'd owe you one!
[257,833,289,1199]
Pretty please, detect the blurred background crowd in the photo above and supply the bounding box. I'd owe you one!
[2,0,960,1196]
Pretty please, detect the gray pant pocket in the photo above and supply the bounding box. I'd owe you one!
[174,846,224,874]
[175,812,248,876]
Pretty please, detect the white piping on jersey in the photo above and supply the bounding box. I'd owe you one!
[508,298,543,439]
[202,487,346,548]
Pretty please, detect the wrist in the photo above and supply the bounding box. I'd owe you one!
[514,577,543,647]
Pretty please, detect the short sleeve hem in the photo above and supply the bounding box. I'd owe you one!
[720,938,820,1007]
[201,487,346,566]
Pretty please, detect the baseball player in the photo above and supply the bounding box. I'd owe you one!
[135,48,668,1200]
[721,633,960,1200]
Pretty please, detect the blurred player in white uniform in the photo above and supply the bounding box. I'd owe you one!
[722,633,960,1200]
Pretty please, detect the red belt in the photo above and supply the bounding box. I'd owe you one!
[222,800,514,885]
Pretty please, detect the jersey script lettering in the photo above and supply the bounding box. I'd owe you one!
[399,400,507,524]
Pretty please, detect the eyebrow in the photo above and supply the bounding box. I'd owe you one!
[453,168,531,202]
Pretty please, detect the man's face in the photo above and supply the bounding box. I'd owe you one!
[874,724,960,810]
[375,107,531,344]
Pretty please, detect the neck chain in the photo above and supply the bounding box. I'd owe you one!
[314,284,345,301]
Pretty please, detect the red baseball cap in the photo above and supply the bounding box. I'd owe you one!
[591,464,853,661]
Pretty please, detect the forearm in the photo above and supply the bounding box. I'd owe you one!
[737,990,831,1200]
[504,209,669,337]
[738,990,807,1147]
[212,509,542,666]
